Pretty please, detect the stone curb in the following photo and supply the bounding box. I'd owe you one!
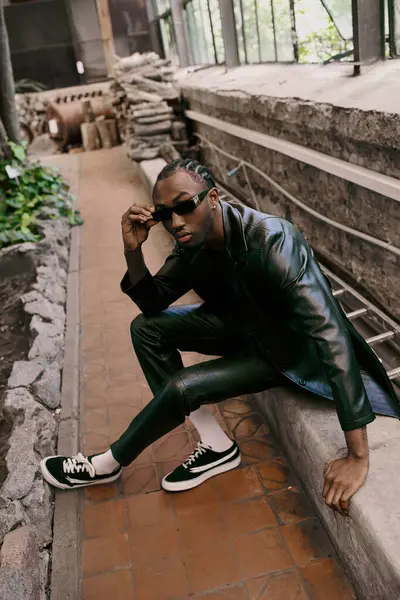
[50,224,82,600]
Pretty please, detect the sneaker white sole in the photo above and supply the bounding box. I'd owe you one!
[161,453,242,492]
[40,458,122,490]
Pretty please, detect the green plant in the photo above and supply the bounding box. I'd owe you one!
[15,78,47,94]
[0,142,83,248]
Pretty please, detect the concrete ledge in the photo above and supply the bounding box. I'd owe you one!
[137,157,167,192]
[50,225,81,600]
[254,388,400,600]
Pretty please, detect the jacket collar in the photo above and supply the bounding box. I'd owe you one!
[221,200,248,259]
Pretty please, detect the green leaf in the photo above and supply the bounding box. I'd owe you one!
[9,142,26,163]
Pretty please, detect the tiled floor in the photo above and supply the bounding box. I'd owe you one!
[78,148,356,600]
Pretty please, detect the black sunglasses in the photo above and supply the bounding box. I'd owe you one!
[152,189,211,223]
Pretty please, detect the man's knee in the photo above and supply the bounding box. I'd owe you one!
[130,313,158,346]
[165,370,200,417]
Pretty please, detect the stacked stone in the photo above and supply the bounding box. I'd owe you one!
[110,52,188,161]
[0,218,70,599]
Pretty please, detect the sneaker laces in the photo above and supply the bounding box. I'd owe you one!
[63,453,96,478]
[183,442,209,469]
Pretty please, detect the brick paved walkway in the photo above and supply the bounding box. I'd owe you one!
[77,148,356,600]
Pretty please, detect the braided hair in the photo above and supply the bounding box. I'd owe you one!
[153,159,216,198]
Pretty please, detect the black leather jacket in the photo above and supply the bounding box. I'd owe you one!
[122,200,400,431]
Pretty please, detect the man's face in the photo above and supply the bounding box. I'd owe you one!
[153,171,218,249]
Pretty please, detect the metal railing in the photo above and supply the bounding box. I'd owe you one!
[147,0,399,74]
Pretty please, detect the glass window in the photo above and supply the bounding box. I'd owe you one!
[272,0,294,61]
[256,0,277,62]
[155,0,171,16]
[208,0,225,63]
[185,0,223,64]
[295,0,350,63]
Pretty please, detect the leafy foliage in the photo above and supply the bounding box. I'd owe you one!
[15,78,48,94]
[0,143,83,248]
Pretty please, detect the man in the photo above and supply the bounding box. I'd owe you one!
[41,159,400,514]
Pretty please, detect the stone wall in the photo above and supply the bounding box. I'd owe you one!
[0,219,70,600]
[182,81,400,321]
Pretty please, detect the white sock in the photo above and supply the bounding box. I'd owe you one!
[91,449,120,475]
[189,405,233,452]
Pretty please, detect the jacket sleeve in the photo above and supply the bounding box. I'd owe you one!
[121,247,192,316]
[262,231,375,431]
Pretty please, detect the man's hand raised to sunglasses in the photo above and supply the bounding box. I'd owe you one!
[121,204,157,253]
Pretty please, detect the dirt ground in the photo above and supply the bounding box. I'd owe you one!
[0,252,36,486]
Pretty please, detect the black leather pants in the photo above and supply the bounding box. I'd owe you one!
[110,304,285,466]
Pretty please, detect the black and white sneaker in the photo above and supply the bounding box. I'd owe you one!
[161,441,241,492]
[40,452,122,490]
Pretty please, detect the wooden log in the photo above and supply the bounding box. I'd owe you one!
[135,113,173,125]
[96,117,113,148]
[82,100,96,123]
[159,142,180,163]
[105,118,119,146]
[128,75,179,100]
[81,122,101,151]
[130,146,160,161]
[131,105,171,119]
[133,120,172,136]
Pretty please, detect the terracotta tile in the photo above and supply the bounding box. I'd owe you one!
[281,518,335,565]
[172,479,220,516]
[83,499,127,539]
[257,458,296,492]
[192,584,247,599]
[184,542,241,594]
[108,371,143,389]
[239,438,281,465]
[130,520,181,565]
[235,529,293,579]
[300,557,356,600]
[178,504,228,552]
[82,377,109,398]
[215,467,264,503]
[133,557,188,600]
[82,334,104,353]
[83,407,109,432]
[82,429,110,455]
[228,412,269,440]
[224,497,277,538]
[82,531,130,576]
[107,382,144,407]
[106,354,136,374]
[83,361,107,376]
[82,393,107,410]
[121,463,160,496]
[84,481,119,504]
[127,491,174,528]
[269,490,313,526]
[153,431,194,462]
[82,348,106,363]
[140,384,154,404]
[246,570,307,600]
[108,404,138,439]
[82,569,134,600]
